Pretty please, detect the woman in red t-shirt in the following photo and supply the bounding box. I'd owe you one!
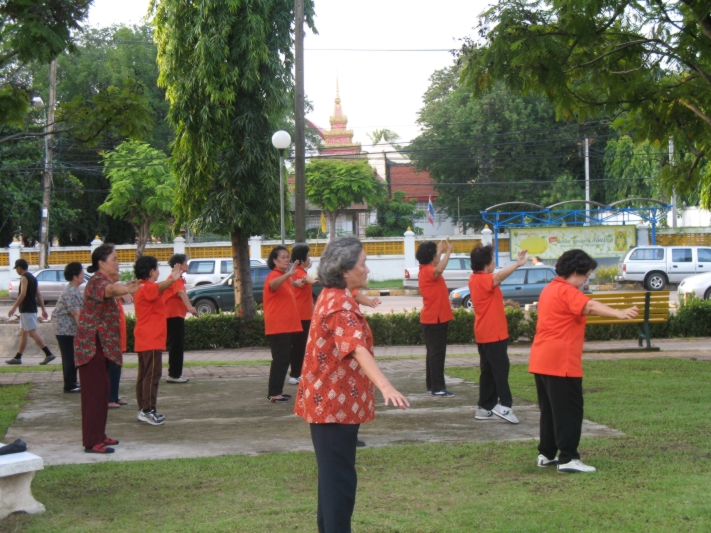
[287,244,317,386]
[295,236,409,533]
[264,246,303,402]
[416,238,455,396]
[530,249,637,473]
[469,244,528,424]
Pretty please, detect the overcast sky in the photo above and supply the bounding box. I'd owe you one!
[87,0,491,146]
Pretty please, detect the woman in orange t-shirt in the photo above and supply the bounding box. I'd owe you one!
[264,246,303,403]
[530,249,637,473]
[416,238,455,396]
[287,244,317,386]
[469,244,528,424]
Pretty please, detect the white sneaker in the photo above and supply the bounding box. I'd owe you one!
[537,454,558,467]
[557,459,596,473]
[492,404,519,424]
[137,410,165,426]
[166,376,189,383]
[288,376,301,385]
[475,407,494,420]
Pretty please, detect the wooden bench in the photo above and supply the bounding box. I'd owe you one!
[586,291,671,350]
[0,446,45,520]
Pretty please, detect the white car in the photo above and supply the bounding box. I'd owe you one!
[403,257,472,290]
[184,258,267,289]
[678,272,711,300]
[618,245,711,290]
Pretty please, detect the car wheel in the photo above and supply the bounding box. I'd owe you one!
[463,296,473,309]
[194,299,217,315]
[644,272,667,291]
[705,287,711,300]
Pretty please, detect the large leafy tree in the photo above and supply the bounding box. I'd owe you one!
[365,190,424,237]
[305,158,385,241]
[153,0,315,320]
[460,0,711,207]
[99,141,175,258]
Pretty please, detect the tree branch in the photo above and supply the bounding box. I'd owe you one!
[678,0,711,41]
[679,100,711,127]
[563,39,651,73]
[0,128,70,145]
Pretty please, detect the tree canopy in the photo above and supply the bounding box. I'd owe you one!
[365,190,424,237]
[460,0,711,207]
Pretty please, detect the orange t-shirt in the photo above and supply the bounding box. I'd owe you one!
[263,269,302,335]
[419,264,454,324]
[117,300,127,353]
[290,267,314,321]
[529,277,590,378]
[469,272,508,344]
[133,280,168,352]
[162,277,187,319]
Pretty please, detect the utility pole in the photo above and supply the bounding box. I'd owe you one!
[39,59,56,268]
[293,0,306,243]
[584,137,590,225]
[669,137,677,228]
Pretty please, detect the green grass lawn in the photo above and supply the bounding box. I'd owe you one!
[366,278,405,289]
[1,359,710,532]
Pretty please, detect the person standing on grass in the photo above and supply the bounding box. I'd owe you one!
[133,255,182,426]
[6,259,55,366]
[530,249,638,473]
[264,246,303,402]
[75,244,139,454]
[469,244,528,424]
[52,262,84,393]
[417,237,455,397]
[295,237,409,533]
[288,244,316,386]
[108,270,131,409]
[162,254,198,384]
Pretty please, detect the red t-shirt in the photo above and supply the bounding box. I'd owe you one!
[418,264,454,324]
[529,277,590,378]
[469,272,509,344]
[133,280,168,352]
[294,287,376,424]
[263,269,302,335]
[290,266,314,321]
[162,277,187,319]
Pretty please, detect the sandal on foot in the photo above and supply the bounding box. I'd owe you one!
[117,399,128,405]
[103,437,119,446]
[84,443,114,454]
[108,402,120,409]
[268,396,288,403]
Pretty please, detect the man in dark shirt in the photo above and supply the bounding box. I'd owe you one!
[6,259,55,365]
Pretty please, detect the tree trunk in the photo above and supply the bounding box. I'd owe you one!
[135,219,152,259]
[328,211,337,242]
[231,229,255,320]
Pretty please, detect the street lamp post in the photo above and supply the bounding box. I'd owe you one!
[271,130,292,245]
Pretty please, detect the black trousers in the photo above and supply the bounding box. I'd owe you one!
[310,423,360,533]
[534,374,583,464]
[55,335,79,392]
[166,317,185,379]
[108,361,121,403]
[268,333,293,397]
[477,338,513,410]
[422,321,449,392]
[290,320,310,378]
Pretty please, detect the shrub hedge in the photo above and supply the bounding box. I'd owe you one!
[124,296,711,351]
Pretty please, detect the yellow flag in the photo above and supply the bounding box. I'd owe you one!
[320,212,327,232]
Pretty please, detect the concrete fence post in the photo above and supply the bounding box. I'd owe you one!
[481,225,493,246]
[636,224,649,247]
[90,236,103,254]
[249,236,262,260]
[8,239,21,270]
[173,236,186,255]
[404,229,417,268]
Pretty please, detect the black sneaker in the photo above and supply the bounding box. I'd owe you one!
[356,439,366,448]
[432,390,455,397]
[5,358,21,365]
[40,354,56,365]
[64,387,81,393]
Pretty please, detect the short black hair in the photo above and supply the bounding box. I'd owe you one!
[291,244,309,264]
[416,241,437,265]
[14,258,28,271]
[63,262,83,282]
[87,243,115,274]
[470,244,494,272]
[134,255,158,280]
[267,246,289,270]
[555,249,598,278]
[168,253,188,267]
[534,256,542,261]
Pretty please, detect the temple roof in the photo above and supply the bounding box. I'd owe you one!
[321,78,361,155]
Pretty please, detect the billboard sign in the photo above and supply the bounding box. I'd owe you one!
[510,226,636,259]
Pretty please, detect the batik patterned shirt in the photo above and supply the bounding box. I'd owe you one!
[52,285,83,336]
[74,272,123,367]
[294,287,376,424]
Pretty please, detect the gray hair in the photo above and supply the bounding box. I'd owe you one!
[318,236,364,289]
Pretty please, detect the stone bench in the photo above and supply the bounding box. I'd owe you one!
[0,446,45,520]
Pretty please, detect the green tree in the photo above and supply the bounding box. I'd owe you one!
[460,0,711,207]
[152,0,315,319]
[603,136,664,205]
[367,128,400,147]
[365,190,424,237]
[305,158,384,241]
[98,141,175,258]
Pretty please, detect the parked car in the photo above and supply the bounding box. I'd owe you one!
[9,269,92,303]
[618,245,711,290]
[678,271,711,300]
[403,257,472,290]
[449,266,591,308]
[187,264,323,315]
[184,257,267,289]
